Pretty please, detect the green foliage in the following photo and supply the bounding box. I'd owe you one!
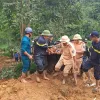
[0,0,100,48]
[0,44,8,51]
[0,62,37,79]
[87,41,92,47]
[0,67,15,79]
[13,63,23,79]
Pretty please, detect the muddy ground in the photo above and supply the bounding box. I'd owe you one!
[0,56,100,100]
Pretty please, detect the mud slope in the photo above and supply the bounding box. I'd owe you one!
[0,75,99,100]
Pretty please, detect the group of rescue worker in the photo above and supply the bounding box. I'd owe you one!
[20,27,100,93]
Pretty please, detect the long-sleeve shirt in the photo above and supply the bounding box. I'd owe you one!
[60,42,76,65]
[14,53,19,58]
[92,41,100,51]
[21,36,31,59]
[91,41,100,64]
[88,47,99,65]
[34,36,48,56]
[72,41,85,59]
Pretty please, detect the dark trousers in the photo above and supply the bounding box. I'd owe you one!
[47,54,57,74]
[47,54,64,74]
[34,55,48,72]
[82,59,100,80]
[15,57,18,62]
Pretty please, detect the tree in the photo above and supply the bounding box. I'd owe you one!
[0,0,100,48]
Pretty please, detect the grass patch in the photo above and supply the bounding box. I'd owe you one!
[0,62,37,79]
[0,44,8,50]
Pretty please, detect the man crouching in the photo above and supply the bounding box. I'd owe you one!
[55,35,77,85]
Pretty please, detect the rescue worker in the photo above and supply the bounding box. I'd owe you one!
[50,40,63,77]
[55,35,76,85]
[72,34,86,82]
[47,36,57,74]
[82,46,95,86]
[82,31,100,92]
[34,30,53,83]
[80,39,90,76]
[20,27,33,83]
[47,38,63,74]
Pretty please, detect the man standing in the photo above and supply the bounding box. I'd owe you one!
[55,35,76,85]
[83,31,100,92]
[21,27,33,83]
[34,30,53,83]
[72,34,86,74]
[46,36,57,74]
[80,39,90,76]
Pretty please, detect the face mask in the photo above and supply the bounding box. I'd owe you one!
[29,33,32,37]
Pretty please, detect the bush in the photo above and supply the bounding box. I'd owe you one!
[0,62,37,79]
[87,40,92,47]
[0,67,15,79]
[30,62,37,74]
